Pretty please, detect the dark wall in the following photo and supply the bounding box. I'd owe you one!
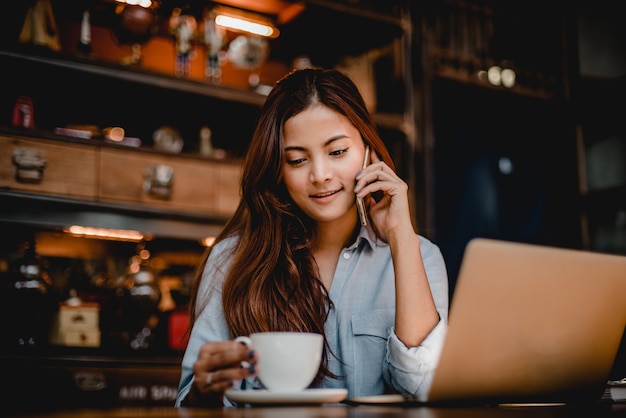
[432,79,581,296]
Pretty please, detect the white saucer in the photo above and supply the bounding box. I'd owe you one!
[348,394,408,404]
[225,388,348,405]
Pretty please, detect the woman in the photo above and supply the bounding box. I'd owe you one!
[176,68,448,407]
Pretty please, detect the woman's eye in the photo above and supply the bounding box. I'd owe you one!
[330,148,348,157]
[286,157,307,165]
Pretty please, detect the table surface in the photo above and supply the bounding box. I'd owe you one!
[6,403,626,418]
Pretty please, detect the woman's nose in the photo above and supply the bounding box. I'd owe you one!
[309,159,332,183]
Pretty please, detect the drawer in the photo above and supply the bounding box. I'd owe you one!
[0,135,97,199]
[216,161,242,216]
[99,148,240,216]
[54,329,102,347]
[57,305,100,329]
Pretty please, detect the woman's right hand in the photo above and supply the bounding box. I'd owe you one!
[190,339,257,401]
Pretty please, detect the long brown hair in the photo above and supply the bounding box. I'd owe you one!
[187,68,395,383]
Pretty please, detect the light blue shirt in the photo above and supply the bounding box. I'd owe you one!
[175,225,449,406]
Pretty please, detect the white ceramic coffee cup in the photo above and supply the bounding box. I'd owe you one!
[235,332,323,392]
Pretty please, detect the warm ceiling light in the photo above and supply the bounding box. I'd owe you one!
[213,6,279,38]
[501,68,516,88]
[216,15,277,37]
[65,225,145,242]
[487,66,502,86]
[116,0,153,8]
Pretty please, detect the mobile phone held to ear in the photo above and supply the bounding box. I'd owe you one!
[356,145,370,226]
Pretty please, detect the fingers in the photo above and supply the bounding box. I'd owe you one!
[198,340,252,367]
[203,370,234,393]
[370,149,381,164]
[205,371,215,385]
[198,369,235,393]
[192,340,257,394]
[355,160,402,199]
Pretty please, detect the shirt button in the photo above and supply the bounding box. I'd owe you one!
[342,252,350,259]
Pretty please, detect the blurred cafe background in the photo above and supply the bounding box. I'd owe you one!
[0,0,624,413]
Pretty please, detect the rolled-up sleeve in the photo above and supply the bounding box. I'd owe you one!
[385,319,447,399]
[383,236,449,399]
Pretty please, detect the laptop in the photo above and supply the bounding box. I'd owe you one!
[350,238,626,406]
[427,238,626,405]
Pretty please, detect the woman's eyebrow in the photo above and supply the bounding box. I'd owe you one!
[284,145,305,152]
[283,136,346,152]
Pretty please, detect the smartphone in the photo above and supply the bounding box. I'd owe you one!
[356,146,370,226]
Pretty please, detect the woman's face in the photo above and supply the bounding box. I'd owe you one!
[282,104,366,226]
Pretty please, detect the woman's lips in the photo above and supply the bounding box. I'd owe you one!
[311,188,342,200]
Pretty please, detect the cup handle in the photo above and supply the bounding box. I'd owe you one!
[234,336,253,369]
[235,336,251,347]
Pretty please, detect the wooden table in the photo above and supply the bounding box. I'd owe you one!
[6,404,626,418]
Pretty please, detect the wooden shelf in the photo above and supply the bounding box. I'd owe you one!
[0,49,268,107]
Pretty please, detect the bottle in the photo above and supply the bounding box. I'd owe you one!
[0,236,55,350]
[199,125,214,157]
[123,244,161,351]
[76,9,92,57]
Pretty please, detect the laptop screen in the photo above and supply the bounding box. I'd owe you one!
[427,238,626,405]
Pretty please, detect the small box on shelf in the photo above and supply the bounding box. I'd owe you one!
[49,297,101,348]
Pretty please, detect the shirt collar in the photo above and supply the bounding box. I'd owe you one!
[347,224,384,251]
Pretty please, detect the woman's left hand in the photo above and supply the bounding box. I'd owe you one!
[354,151,414,240]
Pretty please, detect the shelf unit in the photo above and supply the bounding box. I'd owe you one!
[410,0,583,292]
[0,0,416,411]
[0,0,416,224]
[576,75,626,256]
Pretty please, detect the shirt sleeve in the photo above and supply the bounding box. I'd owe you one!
[175,238,236,407]
[382,236,449,399]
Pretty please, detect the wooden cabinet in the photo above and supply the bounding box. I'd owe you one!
[217,162,243,216]
[0,135,97,199]
[0,134,242,219]
[2,355,182,415]
[99,148,240,217]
